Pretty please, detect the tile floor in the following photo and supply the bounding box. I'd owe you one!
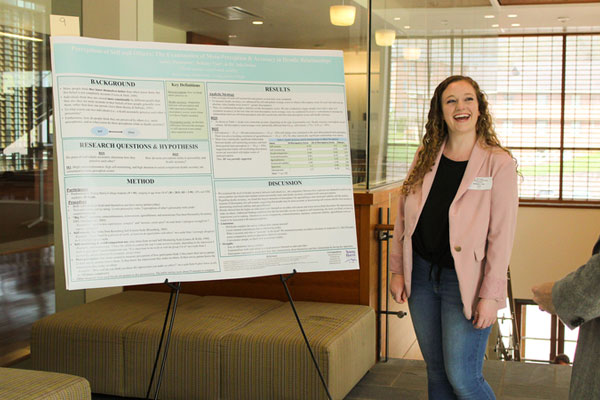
[345,358,571,400]
[90,358,571,400]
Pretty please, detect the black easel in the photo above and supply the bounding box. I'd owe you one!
[146,279,181,400]
[280,270,332,400]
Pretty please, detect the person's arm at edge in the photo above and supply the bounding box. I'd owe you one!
[552,253,600,330]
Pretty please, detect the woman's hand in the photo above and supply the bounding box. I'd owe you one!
[390,273,407,304]
[473,298,497,329]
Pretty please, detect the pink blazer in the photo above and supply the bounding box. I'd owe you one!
[390,140,518,319]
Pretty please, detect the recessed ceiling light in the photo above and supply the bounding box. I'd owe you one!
[557,16,570,23]
[404,25,410,29]
[511,23,520,27]
[484,15,495,19]
[228,34,237,38]
[492,24,499,28]
[394,17,401,21]
[507,14,518,18]
[252,20,263,25]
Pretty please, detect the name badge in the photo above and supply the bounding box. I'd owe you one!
[468,177,492,190]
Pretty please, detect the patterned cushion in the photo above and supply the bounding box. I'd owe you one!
[220,301,376,400]
[31,291,375,400]
[0,368,91,400]
[123,296,283,399]
[31,290,193,396]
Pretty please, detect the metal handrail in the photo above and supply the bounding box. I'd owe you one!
[506,267,521,361]
[374,212,406,362]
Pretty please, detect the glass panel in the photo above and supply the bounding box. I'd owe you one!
[367,28,600,197]
[563,341,578,362]
[0,0,55,367]
[512,149,561,199]
[523,338,551,361]
[562,150,600,201]
[154,1,369,187]
[564,326,579,341]
[492,36,563,149]
[497,307,513,337]
[0,4,53,247]
[524,304,551,339]
[385,37,429,185]
[565,35,600,149]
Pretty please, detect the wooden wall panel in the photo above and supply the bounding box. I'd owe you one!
[186,32,228,45]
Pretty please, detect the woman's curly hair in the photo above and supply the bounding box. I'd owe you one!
[401,75,513,196]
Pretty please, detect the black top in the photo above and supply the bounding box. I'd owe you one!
[413,154,468,269]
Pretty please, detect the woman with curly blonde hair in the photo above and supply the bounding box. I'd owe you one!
[389,75,518,399]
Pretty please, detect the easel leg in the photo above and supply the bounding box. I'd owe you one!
[146,279,181,400]
[280,270,332,400]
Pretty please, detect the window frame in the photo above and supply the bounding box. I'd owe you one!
[515,299,576,364]
[388,32,600,208]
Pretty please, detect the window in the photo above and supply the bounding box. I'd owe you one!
[388,34,600,205]
[516,300,578,363]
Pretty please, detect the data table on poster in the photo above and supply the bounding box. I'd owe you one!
[269,139,350,175]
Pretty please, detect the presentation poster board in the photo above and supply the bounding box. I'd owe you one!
[51,37,359,290]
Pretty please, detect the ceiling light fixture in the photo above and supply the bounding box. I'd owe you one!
[376,29,396,46]
[0,31,42,42]
[492,24,499,28]
[330,2,356,26]
[511,23,520,27]
[507,14,518,18]
[252,20,263,25]
[394,17,401,21]
[484,15,495,19]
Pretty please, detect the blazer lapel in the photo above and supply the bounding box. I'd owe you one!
[452,140,487,204]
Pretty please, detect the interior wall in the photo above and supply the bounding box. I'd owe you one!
[154,23,186,44]
[510,206,600,300]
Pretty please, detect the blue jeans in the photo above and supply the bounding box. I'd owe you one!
[408,252,495,400]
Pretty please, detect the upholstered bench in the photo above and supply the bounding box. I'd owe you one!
[220,301,375,400]
[0,367,91,400]
[123,295,284,399]
[31,290,375,400]
[31,290,186,396]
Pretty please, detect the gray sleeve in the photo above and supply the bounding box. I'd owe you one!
[552,253,600,330]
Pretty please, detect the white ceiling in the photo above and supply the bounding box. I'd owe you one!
[153,0,600,49]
